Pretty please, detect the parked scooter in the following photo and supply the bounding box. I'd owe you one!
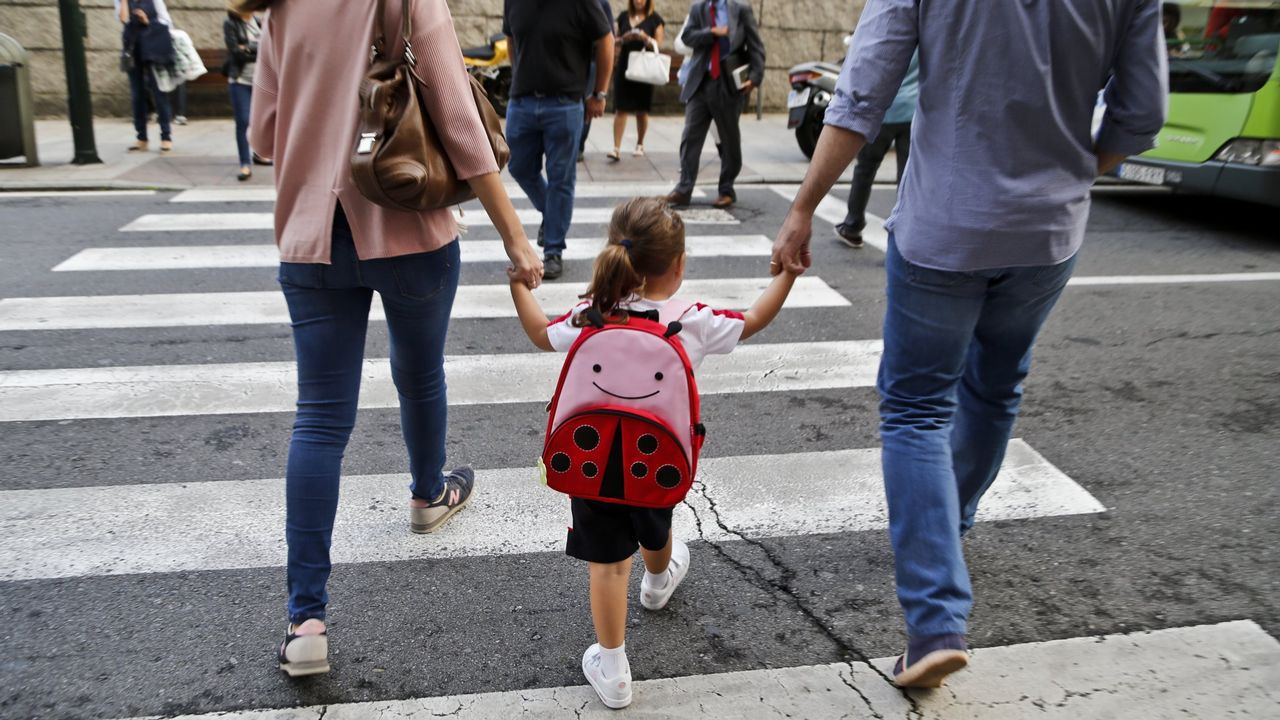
[785,35,850,159]
[463,32,512,118]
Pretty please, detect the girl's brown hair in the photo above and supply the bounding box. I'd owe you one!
[579,197,686,322]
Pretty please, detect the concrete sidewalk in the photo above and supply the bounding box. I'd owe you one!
[0,116,896,191]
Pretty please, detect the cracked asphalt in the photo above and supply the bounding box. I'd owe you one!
[0,186,1277,719]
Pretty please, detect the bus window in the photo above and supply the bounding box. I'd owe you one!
[1164,2,1279,94]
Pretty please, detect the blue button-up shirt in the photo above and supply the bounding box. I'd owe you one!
[825,0,1167,271]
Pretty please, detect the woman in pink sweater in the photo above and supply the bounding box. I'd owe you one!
[242,0,542,677]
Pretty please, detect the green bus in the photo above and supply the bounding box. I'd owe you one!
[1116,1,1280,206]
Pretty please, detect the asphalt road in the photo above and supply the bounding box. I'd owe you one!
[0,185,1277,719]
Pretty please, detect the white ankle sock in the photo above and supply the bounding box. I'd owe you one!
[598,642,629,678]
[645,569,670,590]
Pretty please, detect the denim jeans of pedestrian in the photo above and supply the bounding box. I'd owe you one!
[228,82,253,167]
[279,207,461,623]
[128,61,171,142]
[878,234,1076,638]
[505,95,584,256]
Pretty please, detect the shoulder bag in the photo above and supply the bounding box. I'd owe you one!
[351,0,509,212]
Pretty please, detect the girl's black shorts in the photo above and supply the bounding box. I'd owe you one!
[565,498,673,564]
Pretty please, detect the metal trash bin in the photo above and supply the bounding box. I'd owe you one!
[0,33,39,167]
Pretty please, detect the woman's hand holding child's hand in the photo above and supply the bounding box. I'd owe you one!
[505,239,544,289]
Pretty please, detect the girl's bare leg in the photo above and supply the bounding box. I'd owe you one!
[589,557,632,648]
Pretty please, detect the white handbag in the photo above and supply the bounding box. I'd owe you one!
[625,39,671,86]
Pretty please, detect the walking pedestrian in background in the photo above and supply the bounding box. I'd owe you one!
[773,0,1165,689]
[607,0,664,161]
[579,0,615,162]
[116,0,175,153]
[223,5,260,181]
[245,0,542,678]
[666,0,764,209]
[504,0,614,280]
[834,51,917,249]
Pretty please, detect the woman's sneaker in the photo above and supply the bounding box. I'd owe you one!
[892,633,968,688]
[640,539,690,610]
[278,619,329,677]
[582,644,632,709]
[410,467,475,533]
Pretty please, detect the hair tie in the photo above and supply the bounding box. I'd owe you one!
[620,238,634,251]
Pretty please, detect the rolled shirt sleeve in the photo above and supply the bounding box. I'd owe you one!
[414,0,500,181]
[822,0,918,144]
[1096,0,1168,156]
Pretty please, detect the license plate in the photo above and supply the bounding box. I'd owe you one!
[1118,162,1166,185]
[787,87,811,110]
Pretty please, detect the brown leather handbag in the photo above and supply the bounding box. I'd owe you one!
[351,0,509,211]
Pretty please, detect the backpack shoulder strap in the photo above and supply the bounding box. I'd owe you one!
[657,297,696,326]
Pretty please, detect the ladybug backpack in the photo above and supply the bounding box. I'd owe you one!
[540,299,706,509]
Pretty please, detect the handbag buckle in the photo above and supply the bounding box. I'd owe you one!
[356,132,378,155]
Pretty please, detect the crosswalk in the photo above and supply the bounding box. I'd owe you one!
[2,185,1274,719]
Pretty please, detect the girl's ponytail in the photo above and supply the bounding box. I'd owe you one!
[579,197,686,322]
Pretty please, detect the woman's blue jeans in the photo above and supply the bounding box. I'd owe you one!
[279,208,460,623]
[228,83,252,167]
[128,60,171,142]
[878,234,1076,638]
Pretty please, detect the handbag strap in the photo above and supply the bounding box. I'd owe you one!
[371,0,415,65]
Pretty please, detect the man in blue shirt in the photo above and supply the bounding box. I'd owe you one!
[772,0,1166,688]
[835,52,918,249]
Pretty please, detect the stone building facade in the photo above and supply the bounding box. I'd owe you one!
[0,0,864,116]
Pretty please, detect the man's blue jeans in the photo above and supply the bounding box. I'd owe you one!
[505,95,583,256]
[278,207,461,623]
[879,234,1076,638]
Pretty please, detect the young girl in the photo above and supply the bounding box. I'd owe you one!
[509,196,796,709]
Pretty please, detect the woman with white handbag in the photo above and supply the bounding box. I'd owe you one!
[608,0,665,161]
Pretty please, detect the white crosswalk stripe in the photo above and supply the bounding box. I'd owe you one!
[111,622,1280,719]
[0,340,881,422]
[0,440,1100,581]
[52,235,775,271]
[0,277,849,331]
[119,206,738,232]
[170,184,702,203]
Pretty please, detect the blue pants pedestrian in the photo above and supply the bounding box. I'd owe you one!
[504,95,584,260]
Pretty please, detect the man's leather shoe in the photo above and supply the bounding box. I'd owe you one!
[543,255,563,280]
[665,190,692,207]
[712,195,735,209]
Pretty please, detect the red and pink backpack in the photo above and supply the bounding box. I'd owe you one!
[540,300,705,509]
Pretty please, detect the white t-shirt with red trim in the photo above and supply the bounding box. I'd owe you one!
[546,297,746,369]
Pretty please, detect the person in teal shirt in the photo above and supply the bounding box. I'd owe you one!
[835,51,918,248]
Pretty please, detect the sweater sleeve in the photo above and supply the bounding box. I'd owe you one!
[411,0,501,181]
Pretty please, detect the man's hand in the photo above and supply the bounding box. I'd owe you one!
[711,25,729,38]
[585,97,606,119]
[771,210,813,276]
[505,238,544,289]
[132,8,150,24]
[739,79,754,94]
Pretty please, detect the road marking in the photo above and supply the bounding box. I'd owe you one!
[120,207,737,232]
[1068,272,1280,286]
[0,440,1099,581]
[768,185,889,251]
[169,184,703,203]
[52,236,776,271]
[109,621,1280,719]
[0,340,880,421]
[0,277,848,331]
[0,190,157,198]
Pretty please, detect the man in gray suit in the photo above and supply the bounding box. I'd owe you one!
[665,0,765,209]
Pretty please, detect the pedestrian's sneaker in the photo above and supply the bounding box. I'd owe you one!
[834,223,864,249]
[174,115,189,125]
[410,467,475,534]
[543,255,564,280]
[582,644,633,709]
[640,539,690,610]
[278,619,329,677]
[892,633,968,688]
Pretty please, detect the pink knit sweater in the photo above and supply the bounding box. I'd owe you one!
[249,0,499,263]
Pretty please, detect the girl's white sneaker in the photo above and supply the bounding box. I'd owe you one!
[582,644,632,709]
[640,539,690,610]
